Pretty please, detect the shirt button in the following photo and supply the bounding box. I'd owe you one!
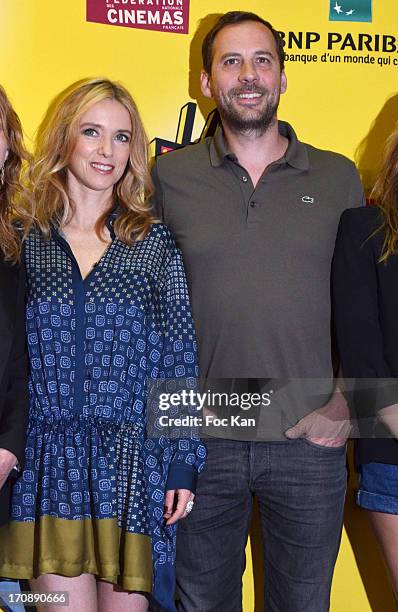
[242,176,248,183]
[250,201,256,208]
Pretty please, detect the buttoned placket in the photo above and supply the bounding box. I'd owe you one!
[226,157,286,225]
[51,225,115,417]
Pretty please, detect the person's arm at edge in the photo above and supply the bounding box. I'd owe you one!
[332,208,398,435]
[0,264,29,469]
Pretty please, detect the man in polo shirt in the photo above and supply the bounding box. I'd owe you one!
[152,11,364,612]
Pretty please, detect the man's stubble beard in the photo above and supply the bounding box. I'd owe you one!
[216,86,281,137]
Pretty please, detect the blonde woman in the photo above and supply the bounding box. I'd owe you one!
[0,79,205,612]
[0,85,28,526]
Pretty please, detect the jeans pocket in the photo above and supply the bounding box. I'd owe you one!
[301,437,347,453]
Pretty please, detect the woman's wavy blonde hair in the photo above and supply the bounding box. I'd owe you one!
[372,130,398,263]
[0,85,30,262]
[21,78,155,243]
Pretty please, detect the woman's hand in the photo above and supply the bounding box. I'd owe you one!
[0,448,18,490]
[164,489,195,526]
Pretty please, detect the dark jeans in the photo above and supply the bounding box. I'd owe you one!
[176,438,347,612]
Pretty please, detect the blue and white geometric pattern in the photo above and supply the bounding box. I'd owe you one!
[11,221,206,606]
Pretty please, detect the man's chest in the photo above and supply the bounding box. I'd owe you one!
[161,166,344,270]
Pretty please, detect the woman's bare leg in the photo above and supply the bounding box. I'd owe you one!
[97,580,149,612]
[368,510,398,600]
[30,573,97,612]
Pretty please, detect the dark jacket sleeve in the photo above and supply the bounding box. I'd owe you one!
[332,208,398,421]
[0,265,28,467]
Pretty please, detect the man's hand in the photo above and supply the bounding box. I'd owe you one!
[164,489,195,526]
[0,448,18,490]
[378,404,398,439]
[285,390,351,448]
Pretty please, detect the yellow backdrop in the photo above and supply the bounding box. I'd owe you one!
[1,0,397,609]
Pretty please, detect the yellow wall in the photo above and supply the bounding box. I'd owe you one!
[1,1,397,609]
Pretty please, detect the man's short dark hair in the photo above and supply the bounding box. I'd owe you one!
[202,11,285,74]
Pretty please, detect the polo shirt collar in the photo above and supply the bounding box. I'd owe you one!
[209,120,309,171]
[278,121,309,171]
[209,127,235,167]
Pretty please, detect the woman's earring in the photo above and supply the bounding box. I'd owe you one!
[0,164,4,186]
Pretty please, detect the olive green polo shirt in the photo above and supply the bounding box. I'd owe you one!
[151,121,364,383]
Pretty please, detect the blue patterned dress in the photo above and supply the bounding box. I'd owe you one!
[0,219,206,611]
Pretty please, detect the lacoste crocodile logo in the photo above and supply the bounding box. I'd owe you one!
[301,195,315,205]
